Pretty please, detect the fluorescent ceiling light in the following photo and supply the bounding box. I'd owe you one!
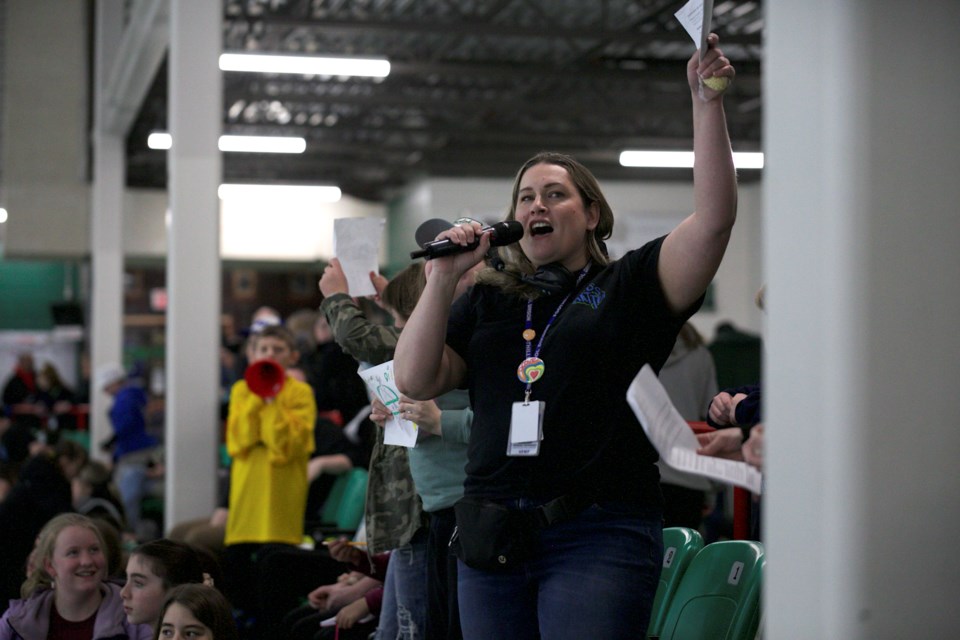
[0,207,7,224]
[219,53,390,78]
[218,184,342,203]
[731,152,765,169]
[147,133,306,154]
[219,135,306,153]
[148,132,173,150]
[619,150,764,169]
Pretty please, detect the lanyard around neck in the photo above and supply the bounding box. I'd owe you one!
[520,264,591,400]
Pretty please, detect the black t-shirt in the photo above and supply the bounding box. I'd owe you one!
[446,236,699,506]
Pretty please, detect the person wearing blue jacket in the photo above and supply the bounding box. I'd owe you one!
[96,364,159,541]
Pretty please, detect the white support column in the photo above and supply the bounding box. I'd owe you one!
[90,0,125,462]
[765,1,960,637]
[165,0,221,528]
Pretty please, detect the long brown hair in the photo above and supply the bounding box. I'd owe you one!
[381,262,427,321]
[476,151,614,297]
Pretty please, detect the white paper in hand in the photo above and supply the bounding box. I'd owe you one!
[320,614,375,628]
[357,360,418,447]
[627,364,762,494]
[674,0,714,59]
[333,217,385,297]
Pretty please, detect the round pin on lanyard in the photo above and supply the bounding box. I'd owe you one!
[515,264,590,404]
[517,356,545,385]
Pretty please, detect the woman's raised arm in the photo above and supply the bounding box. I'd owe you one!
[660,33,738,313]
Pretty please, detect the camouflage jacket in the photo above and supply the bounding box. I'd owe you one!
[320,293,424,554]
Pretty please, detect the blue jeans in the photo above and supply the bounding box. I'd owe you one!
[376,528,428,640]
[457,501,663,640]
[115,456,151,535]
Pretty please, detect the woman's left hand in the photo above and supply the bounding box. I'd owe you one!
[397,396,442,436]
[687,33,735,101]
[319,258,350,297]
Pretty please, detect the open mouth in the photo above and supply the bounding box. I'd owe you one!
[530,221,553,236]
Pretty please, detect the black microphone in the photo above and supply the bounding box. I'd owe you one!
[410,220,523,260]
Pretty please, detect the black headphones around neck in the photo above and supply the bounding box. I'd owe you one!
[487,248,580,296]
[521,263,578,296]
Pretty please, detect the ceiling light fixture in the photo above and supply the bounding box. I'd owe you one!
[619,150,764,169]
[147,132,173,150]
[219,53,391,78]
[147,132,307,154]
[217,184,342,203]
[218,135,306,153]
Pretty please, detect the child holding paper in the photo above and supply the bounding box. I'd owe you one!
[319,257,476,640]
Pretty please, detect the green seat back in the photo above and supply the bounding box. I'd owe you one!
[657,540,764,640]
[319,471,352,525]
[647,527,705,637]
[219,444,231,468]
[333,468,368,531]
[59,429,91,452]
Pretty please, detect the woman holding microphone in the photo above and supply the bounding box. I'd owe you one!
[394,34,738,639]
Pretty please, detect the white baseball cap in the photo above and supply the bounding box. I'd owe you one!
[94,363,127,391]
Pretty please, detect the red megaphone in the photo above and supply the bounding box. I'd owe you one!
[244,359,286,398]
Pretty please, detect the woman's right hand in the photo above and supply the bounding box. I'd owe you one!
[369,398,390,428]
[425,220,492,279]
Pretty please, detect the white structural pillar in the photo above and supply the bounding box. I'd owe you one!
[764,2,960,637]
[90,1,125,461]
[165,0,221,527]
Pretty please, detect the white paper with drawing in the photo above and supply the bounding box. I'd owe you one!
[357,360,418,447]
[627,364,762,494]
[333,217,384,297]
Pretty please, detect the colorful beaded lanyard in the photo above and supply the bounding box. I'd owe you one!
[516,264,591,403]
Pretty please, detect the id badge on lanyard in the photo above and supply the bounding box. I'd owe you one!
[506,264,589,457]
[508,399,544,456]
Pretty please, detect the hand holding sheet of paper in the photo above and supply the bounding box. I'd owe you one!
[674,0,730,94]
[357,360,419,447]
[333,217,385,297]
[674,0,713,56]
[627,364,762,494]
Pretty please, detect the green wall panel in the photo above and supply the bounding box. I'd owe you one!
[0,261,77,330]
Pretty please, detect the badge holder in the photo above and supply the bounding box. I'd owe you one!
[508,397,544,456]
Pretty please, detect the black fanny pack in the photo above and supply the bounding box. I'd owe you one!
[452,492,595,572]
